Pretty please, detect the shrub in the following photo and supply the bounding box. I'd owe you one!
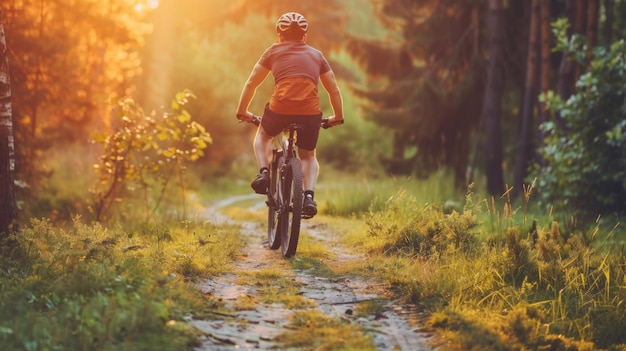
[534,19,626,220]
[91,90,212,223]
[365,190,480,257]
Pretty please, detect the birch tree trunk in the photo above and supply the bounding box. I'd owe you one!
[0,9,18,237]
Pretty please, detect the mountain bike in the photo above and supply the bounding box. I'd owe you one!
[244,115,342,258]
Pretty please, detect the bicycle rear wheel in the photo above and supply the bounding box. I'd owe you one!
[267,153,283,250]
[279,158,303,258]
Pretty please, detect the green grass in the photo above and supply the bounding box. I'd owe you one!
[0,217,242,350]
[289,256,338,278]
[274,310,377,351]
[329,179,626,350]
[316,169,461,217]
[11,158,626,350]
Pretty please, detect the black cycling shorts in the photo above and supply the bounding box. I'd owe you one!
[260,103,322,151]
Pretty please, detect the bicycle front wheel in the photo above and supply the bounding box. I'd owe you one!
[279,158,303,258]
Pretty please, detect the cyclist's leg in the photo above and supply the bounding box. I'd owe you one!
[250,127,273,194]
[294,113,322,194]
[298,148,318,192]
[255,104,284,169]
[254,126,273,170]
[296,120,320,218]
[296,113,322,212]
[251,105,283,194]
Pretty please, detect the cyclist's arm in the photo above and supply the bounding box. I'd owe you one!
[237,63,270,121]
[320,70,344,125]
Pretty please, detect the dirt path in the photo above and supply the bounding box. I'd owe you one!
[190,195,434,350]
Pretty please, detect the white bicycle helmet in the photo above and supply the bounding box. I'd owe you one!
[276,12,308,33]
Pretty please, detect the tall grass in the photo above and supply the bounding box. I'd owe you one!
[317,169,461,217]
[0,216,242,350]
[331,177,626,350]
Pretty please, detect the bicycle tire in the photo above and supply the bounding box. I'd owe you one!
[267,154,283,250]
[279,157,303,258]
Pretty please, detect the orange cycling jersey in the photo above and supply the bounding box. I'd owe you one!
[258,41,331,115]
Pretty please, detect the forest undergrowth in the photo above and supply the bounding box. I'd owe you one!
[318,174,626,351]
[2,170,626,350]
[0,215,242,350]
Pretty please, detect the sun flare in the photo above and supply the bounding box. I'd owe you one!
[135,0,159,12]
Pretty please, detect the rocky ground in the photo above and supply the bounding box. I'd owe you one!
[190,195,435,350]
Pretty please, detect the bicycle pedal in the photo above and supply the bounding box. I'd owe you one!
[302,207,317,219]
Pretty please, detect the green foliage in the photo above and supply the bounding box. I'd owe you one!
[365,190,479,257]
[345,0,492,186]
[162,11,384,176]
[0,217,240,350]
[350,179,626,349]
[4,0,152,210]
[91,90,211,222]
[156,14,275,175]
[534,19,626,219]
[316,84,389,172]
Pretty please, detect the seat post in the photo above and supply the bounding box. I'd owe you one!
[285,124,301,159]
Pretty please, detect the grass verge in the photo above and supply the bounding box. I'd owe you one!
[332,181,626,350]
[0,216,242,350]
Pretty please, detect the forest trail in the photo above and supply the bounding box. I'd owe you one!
[190,194,434,350]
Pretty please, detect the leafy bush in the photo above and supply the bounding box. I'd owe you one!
[91,90,212,223]
[534,19,626,220]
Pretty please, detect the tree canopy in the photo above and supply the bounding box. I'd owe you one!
[1,0,625,224]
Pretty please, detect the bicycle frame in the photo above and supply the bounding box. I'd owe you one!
[266,125,299,210]
[242,115,342,257]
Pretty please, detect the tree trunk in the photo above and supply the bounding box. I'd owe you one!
[514,0,540,198]
[555,0,580,130]
[586,0,599,50]
[0,9,18,237]
[585,0,599,70]
[573,0,587,81]
[537,0,551,168]
[622,96,626,189]
[483,0,506,196]
[602,0,614,48]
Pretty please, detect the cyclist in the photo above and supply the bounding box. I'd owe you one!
[236,12,344,218]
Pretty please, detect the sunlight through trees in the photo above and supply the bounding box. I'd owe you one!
[0,0,624,223]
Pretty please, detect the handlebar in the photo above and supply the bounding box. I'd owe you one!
[238,114,343,129]
[321,118,344,129]
[251,115,261,126]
